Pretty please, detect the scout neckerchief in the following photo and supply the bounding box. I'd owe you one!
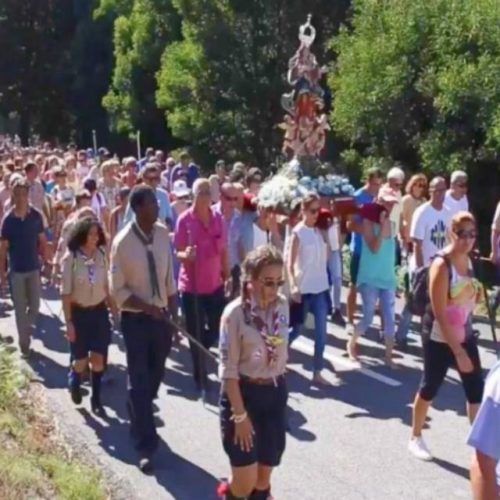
[132,222,161,300]
[242,296,284,366]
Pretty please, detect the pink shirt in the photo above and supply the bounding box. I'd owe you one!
[175,207,227,294]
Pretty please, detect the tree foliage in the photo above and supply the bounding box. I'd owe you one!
[98,0,181,145]
[329,0,500,175]
[157,0,350,165]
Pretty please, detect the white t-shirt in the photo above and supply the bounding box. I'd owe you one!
[410,202,452,270]
[252,223,268,249]
[76,163,90,184]
[327,219,340,252]
[293,224,329,294]
[444,190,469,217]
[91,192,107,222]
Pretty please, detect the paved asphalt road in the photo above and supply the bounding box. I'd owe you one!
[0,284,498,500]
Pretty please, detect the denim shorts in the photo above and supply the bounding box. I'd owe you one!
[220,377,288,467]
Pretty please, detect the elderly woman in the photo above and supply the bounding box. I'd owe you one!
[218,245,288,500]
[61,217,114,415]
[396,173,428,345]
[408,211,484,461]
[347,187,400,367]
[288,192,331,385]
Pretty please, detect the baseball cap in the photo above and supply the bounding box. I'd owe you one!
[172,179,191,198]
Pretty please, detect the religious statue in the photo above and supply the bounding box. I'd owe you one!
[279,15,330,160]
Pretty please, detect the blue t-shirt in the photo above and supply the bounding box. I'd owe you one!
[468,360,500,489]
[1,208,44,273]
[349,187,374,255]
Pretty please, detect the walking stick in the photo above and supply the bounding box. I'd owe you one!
[188,227,209,402]
[476,257,499,355]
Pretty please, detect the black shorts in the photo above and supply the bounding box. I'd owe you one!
[350,253,361,284]
[220,377,288,468]
[71,302,111,360]
[419,337,484,404]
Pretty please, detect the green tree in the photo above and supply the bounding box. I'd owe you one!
[329,0,500,177]
[157,0,350,167]
[97,0,182,146]
[0,0,75,141]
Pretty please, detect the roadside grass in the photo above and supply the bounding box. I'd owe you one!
[0,342,107,500]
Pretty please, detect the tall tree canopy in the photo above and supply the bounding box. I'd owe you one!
[97,0,182,145]
[156,0,350,166]
[329,0,500,177]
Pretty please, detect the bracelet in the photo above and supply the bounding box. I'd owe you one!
[230,411,248,424]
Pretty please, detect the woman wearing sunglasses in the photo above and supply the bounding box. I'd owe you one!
[396,173,428,345]
[218,245,288,500]
[408,211,484,461]
[288,192,331,385]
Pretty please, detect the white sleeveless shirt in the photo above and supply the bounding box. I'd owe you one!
[293,223,329,294]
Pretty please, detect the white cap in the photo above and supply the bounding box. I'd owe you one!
[387,167,405,181]
[451,170,467,183]
[172,179,190,197]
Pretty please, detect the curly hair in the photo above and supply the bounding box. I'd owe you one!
[240,245,284,300]
[67,217,106,253]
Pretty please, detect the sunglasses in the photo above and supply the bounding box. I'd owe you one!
[260,279,285,289]
[393,182,403,189]
[455,229,476,240]
[456,183,468,188]
[416,182,427,188]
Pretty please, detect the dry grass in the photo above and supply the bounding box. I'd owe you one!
[0,343,107,500]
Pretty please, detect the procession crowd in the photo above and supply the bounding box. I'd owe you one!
[0,137,498,499]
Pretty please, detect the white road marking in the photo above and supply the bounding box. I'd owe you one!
[293,338,402,387]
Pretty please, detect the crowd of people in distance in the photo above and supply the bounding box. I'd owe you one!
[0,135,498,499]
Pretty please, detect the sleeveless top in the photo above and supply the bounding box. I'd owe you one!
[292,223,328,295]
[357,223,396,290]
[431,258,481,343]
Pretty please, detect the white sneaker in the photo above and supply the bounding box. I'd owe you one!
[408,436,433,461]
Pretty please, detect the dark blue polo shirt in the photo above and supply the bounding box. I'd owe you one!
[1,208,44,273]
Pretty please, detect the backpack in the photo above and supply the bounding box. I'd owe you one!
[407,253,451,316]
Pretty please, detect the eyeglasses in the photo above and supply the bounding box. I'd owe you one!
[223,195,238,202]
[308,207,320,215]
[145,176,160,182]
[455,229,477,240]
[456,183,468,188]
[260,279,285,289]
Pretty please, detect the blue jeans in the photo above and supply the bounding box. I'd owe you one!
[327,250,342,311]
[355,284,396,339]
[395,303,413,342]
[289,291,329,371]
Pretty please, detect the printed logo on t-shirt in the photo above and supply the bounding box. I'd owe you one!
[430,219,447,249]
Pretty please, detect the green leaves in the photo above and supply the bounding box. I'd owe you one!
[329,0,500,175]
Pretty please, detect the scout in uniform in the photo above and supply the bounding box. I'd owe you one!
[218,245,289,500]
[109,185,177,472]
[61,217,113,415]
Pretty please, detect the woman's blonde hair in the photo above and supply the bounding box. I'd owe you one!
[405,173,427,195]
[101,159,119,176]
[451,211,476,233]
[241,245,283,298]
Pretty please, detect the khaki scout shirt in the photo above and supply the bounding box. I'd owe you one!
[61,249,108,307]
[109,222,176,312]
[218,295,289,380]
